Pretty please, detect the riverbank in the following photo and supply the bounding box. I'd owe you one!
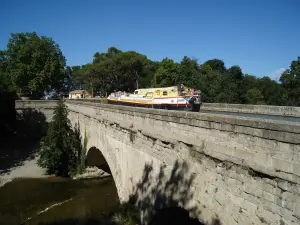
[73,166,111,180]
[0,154,46,187]
[0,157,112,187]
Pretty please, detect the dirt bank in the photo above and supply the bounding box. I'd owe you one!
[0,154,46,187]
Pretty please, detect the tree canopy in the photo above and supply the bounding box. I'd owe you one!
[69,48,300,106]
[1,31,299,106]
[3,32,66,98]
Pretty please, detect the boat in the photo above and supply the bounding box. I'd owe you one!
[107,84,202,112]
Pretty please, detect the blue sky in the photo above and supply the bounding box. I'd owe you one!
[1,0,299,81]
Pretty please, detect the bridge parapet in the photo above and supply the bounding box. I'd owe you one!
[202,103,300,117]
[16,100,300,225]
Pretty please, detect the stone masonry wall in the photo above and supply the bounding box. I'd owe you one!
[15,100,57,122]
[16,100,300,225]
[202,103,300,117]
[66,100,300,225]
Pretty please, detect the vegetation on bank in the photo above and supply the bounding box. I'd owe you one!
[104,202,140,225]
[38,100,86,177]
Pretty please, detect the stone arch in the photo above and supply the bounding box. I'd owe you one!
[86,146,111,174]
[84,142,123,202]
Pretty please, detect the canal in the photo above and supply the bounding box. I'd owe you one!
[0,176,119,225]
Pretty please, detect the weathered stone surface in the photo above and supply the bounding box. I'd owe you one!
[202,103,300,117]
[16,100,300,225]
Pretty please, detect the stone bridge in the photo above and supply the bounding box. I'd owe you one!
[16,100,300,225]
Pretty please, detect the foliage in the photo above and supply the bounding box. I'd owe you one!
[203,58,226,73]
[245,88,265,105]
[78,128,87,174]
[3,32,66,98]
[2,30,298,106]
[0,51,17,125]
[67,45,300,106]
[111,202,140,225]
[70,47,149,96]
[280,56,300,106]
[151,58,179,87]
[73,122,82,169]
[38,100,78,177]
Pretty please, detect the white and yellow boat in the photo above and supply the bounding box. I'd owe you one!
[107,85,202,112]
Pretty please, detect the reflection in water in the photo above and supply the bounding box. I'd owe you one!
[0,177,119,225]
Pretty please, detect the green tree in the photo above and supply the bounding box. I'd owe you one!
[178,56,200,88]
[258,77,286,105]
[93,46,122,64]
[245,88,265,105]
[215,73,240,103]
[78,128,88,174]
[84,63,99,97]
[38,100,78,177]
[151,58,179,87]
[280,56,300,106]
[198,70,221,102]
[5,32,66,98]
[228,65,243,80]
[0,50,16,126]
[71,65,86,90]
[138,60,159,88]
[203,59,226,73]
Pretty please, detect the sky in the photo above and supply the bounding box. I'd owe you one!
[1,0,299,81]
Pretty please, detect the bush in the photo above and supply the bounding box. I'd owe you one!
[38,100,78,177]
[111,203,140,225]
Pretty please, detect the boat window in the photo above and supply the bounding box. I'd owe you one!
[145,92,153,97]
[134,91,138,94]
[163,91,168,96]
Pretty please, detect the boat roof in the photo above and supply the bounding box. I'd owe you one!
[135,86,179,92]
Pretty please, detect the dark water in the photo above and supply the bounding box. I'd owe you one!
[0,177,119,225]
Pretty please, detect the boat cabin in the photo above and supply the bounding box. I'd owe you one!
[133,85,196,98]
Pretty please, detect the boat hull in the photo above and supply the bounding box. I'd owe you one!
[107,99,198,111]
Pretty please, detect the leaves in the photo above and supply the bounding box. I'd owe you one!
[279,56,300,105]
[152,58,179,87]
[38,100,80,177]
[2,31,298,106]
[4,32,66,98]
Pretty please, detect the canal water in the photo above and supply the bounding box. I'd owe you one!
[0,176,119,225]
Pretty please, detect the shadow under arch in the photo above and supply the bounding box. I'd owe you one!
[149,207,204,225]
[86,147,111,174]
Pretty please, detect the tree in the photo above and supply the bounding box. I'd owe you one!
[5,32,66,98]
[71,65,85,90]
[38,100,78,177]
[93,46,122,64]
[0,49,16,125]
[280,56,300,106]
[179,56,200,88]
[138,60,159,88]
[151,58,179,87]
[203,59,226,73]
[198,70,221,102]
[258,77,286,105]
[228,65,243,80]
[84,63,99,97]
[245,88,265,105]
